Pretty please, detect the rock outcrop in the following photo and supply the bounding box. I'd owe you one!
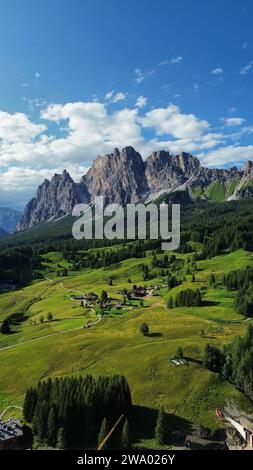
[17,147,253,230]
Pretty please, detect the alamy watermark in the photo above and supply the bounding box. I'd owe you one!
[72,197,180,251]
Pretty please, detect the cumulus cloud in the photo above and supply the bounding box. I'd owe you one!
[0,99,252,208]
[198,145,253,167]
[135,96,147,108]
[0,111,45,144]
[140,104,209,139]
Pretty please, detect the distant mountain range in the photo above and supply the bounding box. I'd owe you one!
[0,207,21,233]
[17,146,253,230]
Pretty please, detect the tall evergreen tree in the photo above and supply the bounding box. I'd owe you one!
[155,408,167,446]
[98,417,110,449]
[57,427,67,449]
[121,419,131,450]
[47,406,57,447]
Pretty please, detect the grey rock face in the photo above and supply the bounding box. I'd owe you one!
[17,170,90,230]
[17,148,253,230]
[82,146,148,205]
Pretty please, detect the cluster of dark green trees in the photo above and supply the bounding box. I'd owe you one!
[0,246,41,285]
[223,266,253,318]
[167,288,201,309]
[167,274,181,289]
[23,374,132,448]
[203,325,253,398]
[0,311,27,335]
[223,266,253,291]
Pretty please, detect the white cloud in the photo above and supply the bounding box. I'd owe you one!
[242,42,248,49]
[198,145,253,167]
[35,72,40,79]
[134,68,145,84]
[223,117,245,126]
[0,111,45,144]
[240,61,253,75]
[170,56,183,64]
[159,56,183,66]
[140,104,210,139]
[211,67,224,74]
[136,96,147,108]
[1,99,252,207]
[105,90,127,103]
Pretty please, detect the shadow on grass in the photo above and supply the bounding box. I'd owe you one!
[148,332,163,338]
[183,356,203,365]
[132,405,191,444]
[201,300,220,307]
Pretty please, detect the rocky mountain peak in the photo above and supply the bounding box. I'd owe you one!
[17,146,253,230]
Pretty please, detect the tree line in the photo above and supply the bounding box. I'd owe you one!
[23,374,132,448]
[203,325,253,399]
[167,288,202,309]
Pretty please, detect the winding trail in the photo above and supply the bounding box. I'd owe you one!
[45,276,86,297]
[0,278,102,352]
[0,405,23,419]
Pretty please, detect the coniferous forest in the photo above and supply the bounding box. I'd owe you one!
[23,375,132,448]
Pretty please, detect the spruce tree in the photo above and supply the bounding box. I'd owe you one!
[98,417,110,449]
[155,408,167,446]
[57,427,67,449]
[121,419,131,450]
[47,406,57,447]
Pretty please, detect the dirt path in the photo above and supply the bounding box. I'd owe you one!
[0,405,23,419]
[45,277,86,296]
[0,316,102,352]
[0,278,102,353]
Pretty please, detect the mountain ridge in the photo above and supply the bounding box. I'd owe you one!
[0,207,21,233]
[17,146,253,230]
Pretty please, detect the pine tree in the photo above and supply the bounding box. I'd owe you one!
[176,347,183,360]
[121,419,131,450]
[47,406,57,447]
[155,408,167,446]
[57,427,67,449]
[98,417,110,449]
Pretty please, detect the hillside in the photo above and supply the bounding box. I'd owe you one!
[0,201,253,449]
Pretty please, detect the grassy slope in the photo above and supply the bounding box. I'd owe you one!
[0,248,252,447]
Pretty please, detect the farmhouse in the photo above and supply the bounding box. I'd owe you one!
[83,292,99,302]
[0,419,23,449]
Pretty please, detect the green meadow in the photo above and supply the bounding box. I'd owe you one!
[0,246,252,447]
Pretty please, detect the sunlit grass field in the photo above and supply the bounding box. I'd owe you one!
[0,247,252,447]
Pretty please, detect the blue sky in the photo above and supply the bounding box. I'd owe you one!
[0,0,253,209]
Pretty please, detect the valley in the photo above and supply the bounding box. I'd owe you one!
[0,234,252,448]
